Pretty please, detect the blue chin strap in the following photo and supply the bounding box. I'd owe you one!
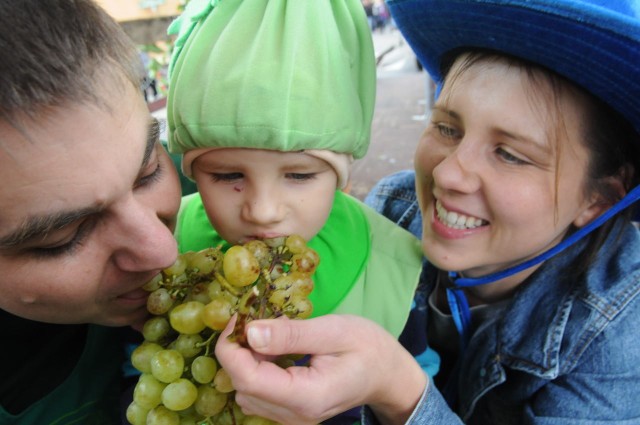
[446,184,640,352]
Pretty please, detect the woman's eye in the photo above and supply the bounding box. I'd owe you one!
[433,122,461,139]
[211,172,243,182]
[436,123,459,138]
[497,147,528,165]
[286,173,316,181]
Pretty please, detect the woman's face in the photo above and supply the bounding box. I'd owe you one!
[415,56,606,279]
[0,81,181,327]
[192,148,337,245]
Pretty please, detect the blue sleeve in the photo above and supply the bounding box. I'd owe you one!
[364,170,423,239]
[361,383,464,425]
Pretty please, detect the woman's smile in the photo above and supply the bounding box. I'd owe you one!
[434,200,487,230]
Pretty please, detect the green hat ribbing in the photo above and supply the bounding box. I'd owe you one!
[166,0,376,159]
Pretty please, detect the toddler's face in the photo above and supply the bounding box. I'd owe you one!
[192,148,338,244]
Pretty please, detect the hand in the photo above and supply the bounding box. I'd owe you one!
[215,314,427,425]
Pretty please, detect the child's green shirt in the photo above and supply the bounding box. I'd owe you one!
[174,190,423,337]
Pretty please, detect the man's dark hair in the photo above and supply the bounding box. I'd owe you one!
[0,0,144,121]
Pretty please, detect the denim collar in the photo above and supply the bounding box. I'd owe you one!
[497,221,640,375]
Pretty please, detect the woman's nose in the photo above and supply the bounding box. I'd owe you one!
[432,139,482,194]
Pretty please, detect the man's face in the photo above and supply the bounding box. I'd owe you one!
[0,82,181,327]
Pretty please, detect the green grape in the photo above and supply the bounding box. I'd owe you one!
[146,405,180,425]
[213,403,246,425]
[289,271,314,296]
[132,236,317,425]
[244,415,280,425]
[173,333,204,358]
[188,247,222,275]
[285,234,307,254]
[125,401,149,425]
[268,263,286,281]
[223,246,260,287]
[194,384,227,416]
[150,349,185,383]
[268,288,290,308]
[175,404,197,419]
[291,249,319,274]
[263,236,286,248]
[202,297,233,331]
[164,255,188,277]
[147,288,174,315]
[272,273,295,291]
[269,272,313,306]
[133,373,166,410]
[183,282,212,304]
[243,239,271,267]
[131,341,164,374]
[191,355,217,384]
[169,301,206,335]
[143,316,172,342]
[284,295,313,319]
[213,368,234,393]
[206,280,224,299]
[232,403,248,424]
[162,378,198,411]
[143,273,163,292]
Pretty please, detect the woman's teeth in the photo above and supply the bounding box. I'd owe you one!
[436,200,486,229]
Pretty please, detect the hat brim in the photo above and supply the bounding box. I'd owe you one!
[388,0,640,135]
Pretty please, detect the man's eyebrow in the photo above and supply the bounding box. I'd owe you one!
[0,119,161,250]
[0,207,99,249]
[141,117,161,171]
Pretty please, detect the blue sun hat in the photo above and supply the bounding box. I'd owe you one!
[387,0,640,350]
[388,0,640,135]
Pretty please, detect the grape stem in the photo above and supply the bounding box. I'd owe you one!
[214,271,242,297]
[197,332,219,357]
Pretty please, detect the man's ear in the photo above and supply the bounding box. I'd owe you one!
[573,175,626,228]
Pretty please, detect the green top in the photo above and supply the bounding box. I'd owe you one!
[175,190,423,337]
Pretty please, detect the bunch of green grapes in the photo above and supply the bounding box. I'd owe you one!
[126,235,319,425]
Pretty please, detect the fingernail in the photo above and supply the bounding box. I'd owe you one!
[247,325,270,349]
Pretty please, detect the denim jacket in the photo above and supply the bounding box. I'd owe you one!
[362,170,640,424]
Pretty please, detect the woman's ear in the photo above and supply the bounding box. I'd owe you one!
[573,175,627,228]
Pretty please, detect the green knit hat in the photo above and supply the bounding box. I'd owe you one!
[166,0,376,163]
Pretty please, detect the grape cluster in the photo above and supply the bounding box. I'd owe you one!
[126,235,319,425]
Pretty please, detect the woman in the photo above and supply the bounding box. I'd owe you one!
[215,0,640,424]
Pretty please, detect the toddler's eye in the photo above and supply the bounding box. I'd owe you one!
[211,172,243,182]
[286,173,316,181]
